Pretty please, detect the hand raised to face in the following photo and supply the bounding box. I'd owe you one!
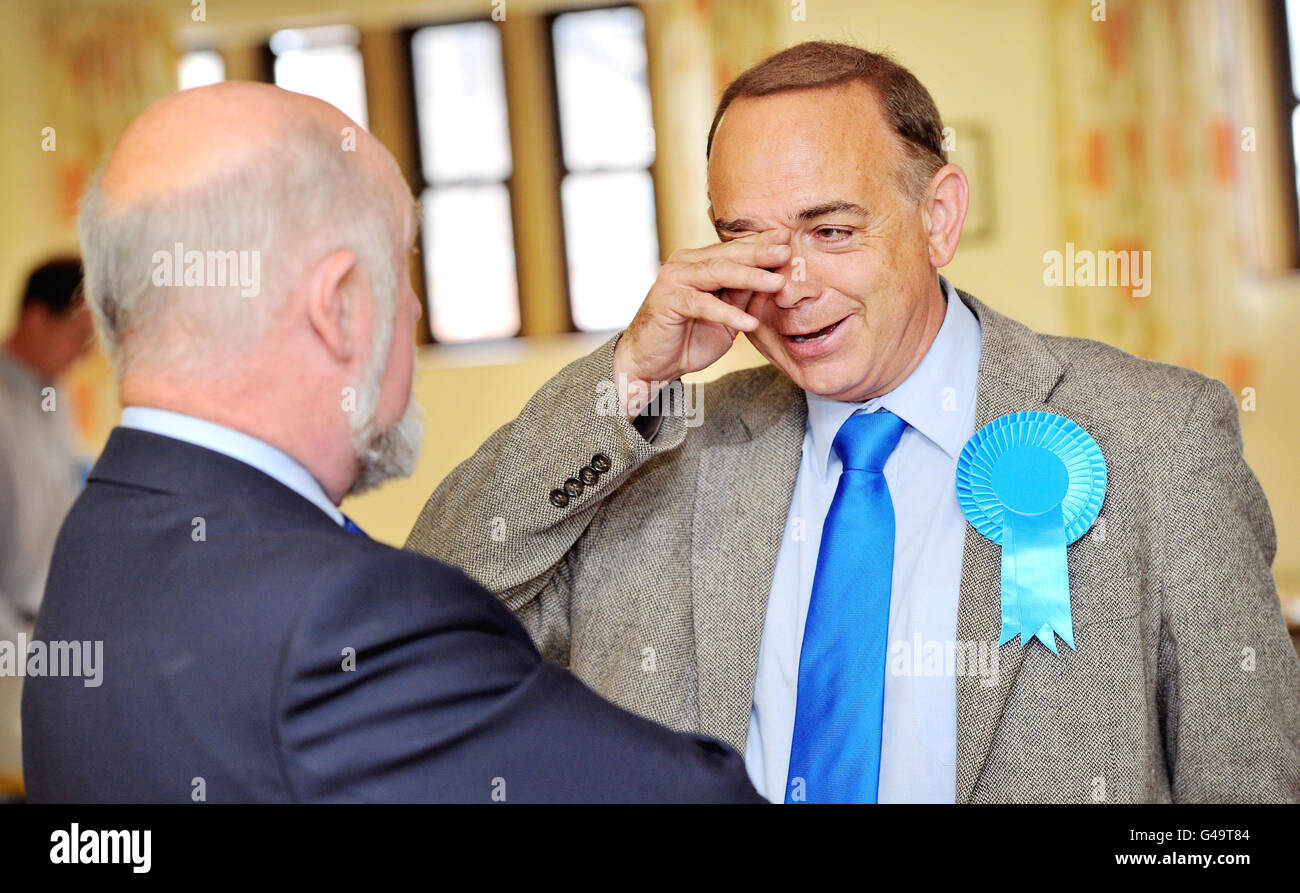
[611,229,790,420]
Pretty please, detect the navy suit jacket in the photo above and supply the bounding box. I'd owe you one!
[21,428,762,803]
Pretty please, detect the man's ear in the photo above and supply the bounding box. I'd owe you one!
[922,163,969,269]
[304,249,358,362]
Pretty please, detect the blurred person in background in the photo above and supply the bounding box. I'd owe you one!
[0,256,90,798]
[0,257,92,645]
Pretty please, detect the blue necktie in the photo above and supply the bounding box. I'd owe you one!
[786,409,907,803]
[341,514,368,537]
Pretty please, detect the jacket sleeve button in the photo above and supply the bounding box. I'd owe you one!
[563,477,584,498]
[578,465,599,485]
[591,453,611,473]
[549,488,569,508]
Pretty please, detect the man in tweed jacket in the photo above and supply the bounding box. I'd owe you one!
[406,42,1300,802]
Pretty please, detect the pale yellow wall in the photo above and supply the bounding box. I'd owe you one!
[0,0,76,338]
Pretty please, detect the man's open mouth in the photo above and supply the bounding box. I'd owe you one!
[786,318,845,343]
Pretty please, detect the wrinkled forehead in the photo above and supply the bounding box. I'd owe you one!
[707,85,904,222]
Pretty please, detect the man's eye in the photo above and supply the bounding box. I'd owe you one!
[814,227,852,241]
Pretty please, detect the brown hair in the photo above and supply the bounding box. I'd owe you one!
[707,41,947,201]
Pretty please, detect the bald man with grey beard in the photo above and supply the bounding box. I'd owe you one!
[21,82,762,804]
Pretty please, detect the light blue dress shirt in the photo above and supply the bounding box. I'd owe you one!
[745,276,982,803]
[118,406,345,527]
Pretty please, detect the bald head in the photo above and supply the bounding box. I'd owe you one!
[79,81,412,374]
[100,82,389,209]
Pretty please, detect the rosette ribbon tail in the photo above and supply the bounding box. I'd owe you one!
[997,524,1021,647]
[1002,504,1074,653]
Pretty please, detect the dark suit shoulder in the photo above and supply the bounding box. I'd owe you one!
[274,536,761,803]
[283,535,536,653]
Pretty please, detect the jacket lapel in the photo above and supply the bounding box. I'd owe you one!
[692,368,805,753]
[953,290,1065,802]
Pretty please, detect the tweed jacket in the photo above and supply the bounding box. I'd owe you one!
[406,288,1300,803]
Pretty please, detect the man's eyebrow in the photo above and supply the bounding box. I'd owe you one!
[712,200,873,234]
[712,216,759,234]
[796,200,872,222]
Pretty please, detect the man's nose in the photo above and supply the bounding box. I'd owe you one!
[768,259,824,309]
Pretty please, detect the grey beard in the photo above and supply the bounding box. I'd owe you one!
[348,389,423,497]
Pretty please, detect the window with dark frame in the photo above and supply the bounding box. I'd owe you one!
[550,5,659,333]
[408,20,520,343]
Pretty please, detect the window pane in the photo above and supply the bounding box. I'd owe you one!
[411,22,511,184]
[422,185,519,342]
[178,50,224,90]
[271,26,368,128]
[563,171,658,332]
[553,7,655,171]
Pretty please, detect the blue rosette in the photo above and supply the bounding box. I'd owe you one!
[956,411,1106,653]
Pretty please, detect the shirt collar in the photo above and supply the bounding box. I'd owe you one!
[0,349,46,393]
[118,406,345,525]
[805,276,982,478]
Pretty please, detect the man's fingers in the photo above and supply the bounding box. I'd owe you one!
[670,230,792,268]
[671,240,791,270]
[729,241,794,272]
[716,287,756,310]
[675,289,759,332]
[677,257,784,295]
